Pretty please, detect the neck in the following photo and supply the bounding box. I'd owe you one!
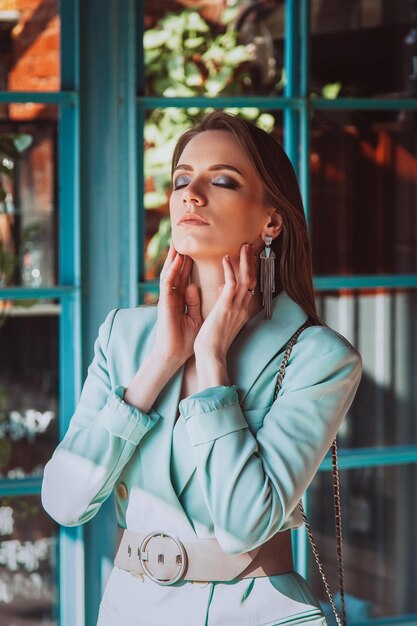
[189,254,264,322]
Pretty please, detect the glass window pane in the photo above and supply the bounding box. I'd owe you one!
[311,0,415,98]
[0,495,58,625]
[307,464,417,621]
[143,107,282,283]
[0,111,58,287]
[0,0,60,93]
[311,109,417,275]
[316,289,417,448]
[144,1,285,97]
[0,302,59,479]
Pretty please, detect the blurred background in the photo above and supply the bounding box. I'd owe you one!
[0,0,416,624]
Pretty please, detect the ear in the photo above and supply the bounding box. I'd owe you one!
[263,208,283,241]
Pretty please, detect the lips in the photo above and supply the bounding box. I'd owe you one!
[178,213,209,225]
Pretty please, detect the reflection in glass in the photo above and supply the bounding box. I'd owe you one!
[307,464,417,622]
[0,304,59,479]
[144,0,284,97]
[0,0,60,95]
[0,118,58,287]
[311,109,417,275]
[143,108,281,280]
[316,289,417,447]
[310,0,417,98]
[0,495,58,625]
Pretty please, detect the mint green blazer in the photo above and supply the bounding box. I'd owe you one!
[42,290,362,556]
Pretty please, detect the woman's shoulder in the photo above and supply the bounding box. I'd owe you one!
[113,303,157,322]
[293,321,362,365]
[99,304,157,340]
[280,322,363,391]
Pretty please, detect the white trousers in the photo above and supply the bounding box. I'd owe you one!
[97,566,328,626]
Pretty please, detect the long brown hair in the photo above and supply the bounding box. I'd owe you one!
[171,110,322,325]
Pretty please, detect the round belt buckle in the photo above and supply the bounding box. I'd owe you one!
[139,530,187,586]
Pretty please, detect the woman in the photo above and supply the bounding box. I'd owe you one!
[42,111,362,625]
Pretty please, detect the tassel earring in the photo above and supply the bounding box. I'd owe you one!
[260,235,275,320]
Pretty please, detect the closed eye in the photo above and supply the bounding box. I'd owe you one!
[173,175,240,190]
[212,176,240,189]
[172,176,189,190]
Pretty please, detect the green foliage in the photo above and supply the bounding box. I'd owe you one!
[144,7,253,97]
[0,133,37,328]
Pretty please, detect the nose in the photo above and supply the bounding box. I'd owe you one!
[181,180,206,205]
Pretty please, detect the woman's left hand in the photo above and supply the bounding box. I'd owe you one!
[193,243,257,362]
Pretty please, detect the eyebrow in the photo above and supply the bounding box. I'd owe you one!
[173,163,244,176]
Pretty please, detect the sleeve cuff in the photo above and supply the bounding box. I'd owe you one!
[100,386,160,446]
[179,385,248,446]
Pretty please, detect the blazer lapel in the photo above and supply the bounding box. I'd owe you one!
[228,289,308,403]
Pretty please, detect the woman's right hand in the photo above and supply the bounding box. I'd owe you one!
[152,241,202,364]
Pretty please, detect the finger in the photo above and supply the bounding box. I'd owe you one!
[235,244,253,305]
[178,254,193,293]
[184,283,202,324]
[160,241,177,279]
[222,255,237,302]
[163,253,183,292]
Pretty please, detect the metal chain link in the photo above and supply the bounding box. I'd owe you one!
[274,320,347,626]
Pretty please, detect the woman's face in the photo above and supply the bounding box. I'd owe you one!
[169,130,280,259]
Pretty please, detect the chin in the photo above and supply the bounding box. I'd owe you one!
[173,239,205,257]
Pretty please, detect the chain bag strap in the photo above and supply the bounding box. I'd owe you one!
[274,320,347,626]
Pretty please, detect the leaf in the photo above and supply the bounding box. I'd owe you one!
[144,48,163,65]
[223,45,252,66]
[204,79,223,96]
[238,107,260,120]
[184,61,203,87]
[202,45,225,64]
[144,29,169,49]
[13,134,32,153]
[163,84,197,97]
[322,82,342,99]
[184,36,206,49]
[165,34,182,52]
[186,12,209,33]
[256,113,275,133]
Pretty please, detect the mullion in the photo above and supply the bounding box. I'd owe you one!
[137,96,303,109]
[58,1,84,625]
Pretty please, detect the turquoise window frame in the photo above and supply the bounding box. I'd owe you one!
[0,1,83,625]
[137,1,417,623]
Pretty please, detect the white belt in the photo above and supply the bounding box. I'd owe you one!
[114,527,294,586]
